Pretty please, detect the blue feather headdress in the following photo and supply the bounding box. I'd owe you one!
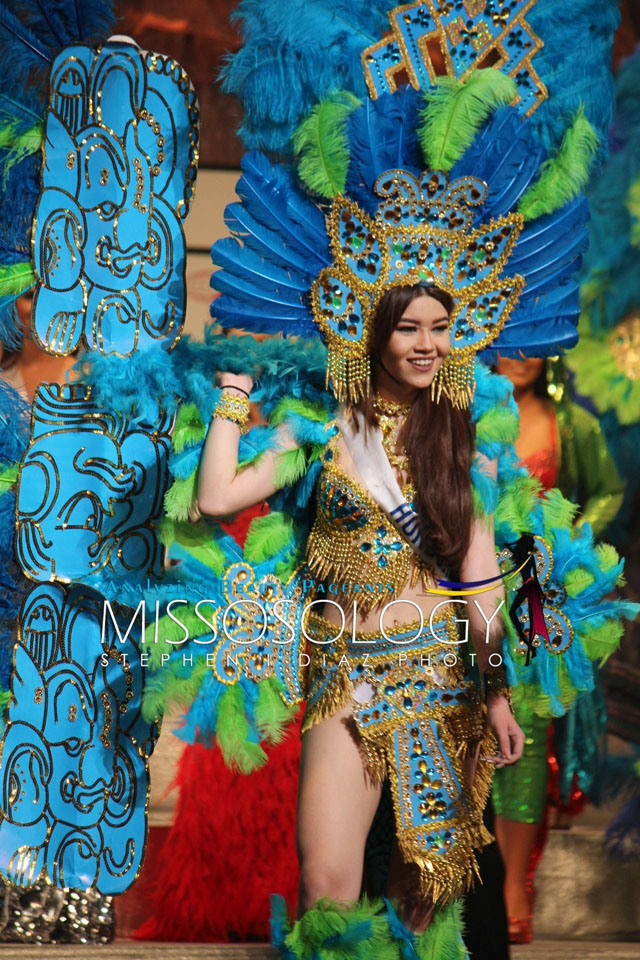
[211,0,617,405]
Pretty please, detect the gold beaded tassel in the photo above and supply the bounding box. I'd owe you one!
[326,345,371,403]
[431,350,476,409]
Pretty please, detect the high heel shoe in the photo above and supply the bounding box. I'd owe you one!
[508,915,533,944]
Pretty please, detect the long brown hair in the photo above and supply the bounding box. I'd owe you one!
[355,284,475,576]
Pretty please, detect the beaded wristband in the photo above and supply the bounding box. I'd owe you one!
[213,391,250,432]
[484,667,512,709]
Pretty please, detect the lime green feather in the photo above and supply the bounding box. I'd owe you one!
[144,605,210,668]
[244,511,294,564]
[287,896,396,960]
[172,402,205,453]
[510,657,577,718]
[0,120,42,183]
[216,684,267,773]
[164,473,198,522]
[563,565,595,597]
[475,407,519,445]
[254,676,297,742]
[275,553,304,581]
[595,542,622,579]
[0,262,35,297]
[419,71,517,171]
[541,488,578,532]
[274,447,310,488]
[269,396,330,427]
[518,108,599,221]
[495,475,539,534]
[580,620,624,664]
[0,462,20,487]
[416,901,466,960]
[293,91,361,198]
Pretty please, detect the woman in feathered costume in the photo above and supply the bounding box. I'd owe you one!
[1,0,632,956]
[199,278,525,941]
[138,1,633,954]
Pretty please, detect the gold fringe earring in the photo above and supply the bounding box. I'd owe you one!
[431,353,477,409]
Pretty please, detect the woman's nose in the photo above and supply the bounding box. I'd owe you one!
[415,330,435,351]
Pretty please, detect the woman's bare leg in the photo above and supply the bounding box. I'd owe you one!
[494,814,538,918]
[297,705,382,914]
[387,841,435,933]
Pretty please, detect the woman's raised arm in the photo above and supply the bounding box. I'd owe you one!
[197,373,299,518]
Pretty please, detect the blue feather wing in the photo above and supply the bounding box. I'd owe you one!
[211,154,331,337]
[212,296,316,338]
[221,203,318,275]
[211,271,306,310]
[345,89,422,215]
[451,109,546,222]
[235,152,329,269]
[488,196,587,355]
[211,237,309,293]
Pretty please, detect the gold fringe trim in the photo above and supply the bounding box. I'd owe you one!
[390,720,497,907]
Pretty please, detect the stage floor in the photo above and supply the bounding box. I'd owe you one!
[2,942,640,959]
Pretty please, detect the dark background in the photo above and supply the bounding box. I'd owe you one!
[114,0,640,169]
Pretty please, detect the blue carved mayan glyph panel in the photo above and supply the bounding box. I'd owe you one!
[0,581,157,894]
[32,39,199,357]
[16,383,171,586]
[362,0,546,117]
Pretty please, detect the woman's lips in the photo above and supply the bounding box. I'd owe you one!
[407,357,436,370]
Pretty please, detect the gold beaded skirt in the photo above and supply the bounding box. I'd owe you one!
[302,611,494,905]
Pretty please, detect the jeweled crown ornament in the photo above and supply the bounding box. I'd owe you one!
[362,0,547,117]
[312,168,524,405]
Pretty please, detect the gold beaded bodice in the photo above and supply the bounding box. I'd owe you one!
[305,407,428,608]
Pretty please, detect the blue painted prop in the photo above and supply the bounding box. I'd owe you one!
[16,383,171,587]
[0,581,158,893]
[32,40,199,357]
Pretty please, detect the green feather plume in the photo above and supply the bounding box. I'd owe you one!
[144,604,216,669]
[254,676,297,742]
[293,91,361,198]
[580,620,624,664]
[0,120,42,183]
[416,901,466,960]
[244,511,294,564]
[419,71,517,172]
[269,396,330,427]
[495,475,539,534]
[172,402,206,453]
[475,407,519,445]
[216,684,267,773]
[595,542,622,578]
[0,262,35,297]
[518,108,599,221]
[164,473,198,522]
[274,447,309,488]
[541,488,579,532]
[0,463,20,487]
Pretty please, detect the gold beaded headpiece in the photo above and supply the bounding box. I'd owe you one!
[311,168,524,406]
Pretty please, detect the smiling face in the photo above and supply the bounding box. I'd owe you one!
[378,292,451,393]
